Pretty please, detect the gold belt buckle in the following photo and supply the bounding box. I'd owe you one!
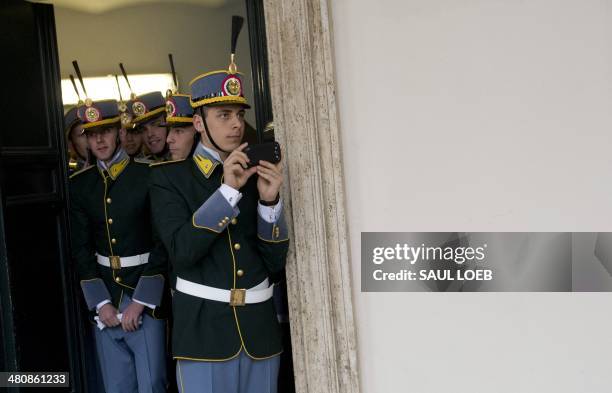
[110,256,121,270]
[229,288,246,306]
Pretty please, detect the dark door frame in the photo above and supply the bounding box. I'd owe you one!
[246,0,273,142]
[0,2,86,392]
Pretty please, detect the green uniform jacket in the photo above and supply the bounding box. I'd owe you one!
[149,150,289,361]
[69,150,169,320]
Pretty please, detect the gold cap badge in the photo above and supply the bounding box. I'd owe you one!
[132,101,146,116]
[85,106,100,123]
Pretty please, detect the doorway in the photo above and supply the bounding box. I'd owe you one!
[0,0,295,391]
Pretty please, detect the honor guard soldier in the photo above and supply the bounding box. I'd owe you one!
[69,85,170,391]
[119,114,145,157]
[115,74,146,158]
[164,54,197,161]
[164,92,196,160]
[66,74,91,174]
[65,105,90,174]
[119,63,169,162]
[127,91,169,162]
[149,16,289,393]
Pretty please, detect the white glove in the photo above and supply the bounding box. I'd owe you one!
[94,313,143,331]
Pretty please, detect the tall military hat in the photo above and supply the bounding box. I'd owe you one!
[127,91,166,126]
[165,54,194,126]
[118,62,166,127]
[165,94,194,125]
[189,16,250,109]
[71,60,121,132]
[76,100,121,131]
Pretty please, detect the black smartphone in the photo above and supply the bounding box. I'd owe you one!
[244,141,281,167]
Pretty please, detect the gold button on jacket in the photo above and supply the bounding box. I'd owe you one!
[148,156,289,359]
[69,159,170,321]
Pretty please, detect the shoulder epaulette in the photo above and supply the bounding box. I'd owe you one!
[69,165,95,179]
[149,159,186,167]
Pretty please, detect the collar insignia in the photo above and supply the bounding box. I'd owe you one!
[108,158,129,180]
[194,154,217,179]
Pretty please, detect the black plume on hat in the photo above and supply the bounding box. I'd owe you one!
[231,16,244,55]
[119,63,136,100]
[168,53,178,93]
[229,16,244,74]
[71,60,88,98]
[69,74,82,104]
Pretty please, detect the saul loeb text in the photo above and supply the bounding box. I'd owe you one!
[371,243,493,282]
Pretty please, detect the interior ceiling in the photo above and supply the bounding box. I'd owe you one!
[31,0,230,13]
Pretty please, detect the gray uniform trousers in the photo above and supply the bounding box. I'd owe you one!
[94,295,167,393]
[176,351,280,393]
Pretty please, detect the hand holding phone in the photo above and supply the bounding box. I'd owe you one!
[244,141,281,168]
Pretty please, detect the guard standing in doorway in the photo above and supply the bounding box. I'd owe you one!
[164,54,197,161]
[65,74,90,174]
[164,92,196,161]
[69,63,170,392]
[128,90,169,162]
[149,16,289,393]
[119,63,169,162]
[115,74,145,158]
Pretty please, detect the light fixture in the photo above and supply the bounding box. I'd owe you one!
[61,73,175,106]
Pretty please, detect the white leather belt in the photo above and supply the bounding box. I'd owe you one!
[175,277,274,306]
[96,253,150,269]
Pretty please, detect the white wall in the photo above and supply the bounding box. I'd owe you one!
[331,0,612,392]
[54,0,255,123]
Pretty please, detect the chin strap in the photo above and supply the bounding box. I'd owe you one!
[202,113,230,154]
